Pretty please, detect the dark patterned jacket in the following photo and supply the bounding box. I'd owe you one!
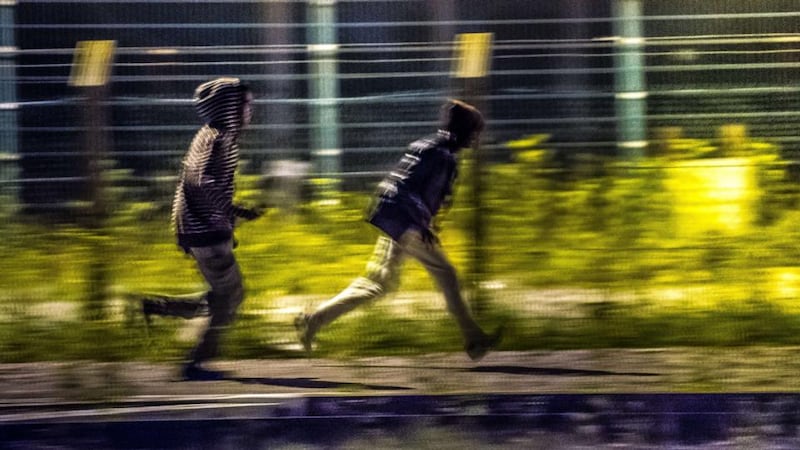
[171,78,252,251]
[367,130,459,241]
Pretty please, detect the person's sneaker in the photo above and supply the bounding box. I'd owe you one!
[181,363,227,381]
[465,326,504,362]
[294,312,314,353]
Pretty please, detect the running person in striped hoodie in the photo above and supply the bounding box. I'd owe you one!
[145,78,262,380]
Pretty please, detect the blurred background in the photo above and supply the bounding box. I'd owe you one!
[1,0,800,362]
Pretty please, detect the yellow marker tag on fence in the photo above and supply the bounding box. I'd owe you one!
[69,40,116,87]
[453,33,493,79]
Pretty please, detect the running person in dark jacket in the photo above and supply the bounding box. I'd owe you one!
[295,100,501,361]
[144,78,261,380]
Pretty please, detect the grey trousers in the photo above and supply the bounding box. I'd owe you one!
[307,229,487,345]
[187,239,244,364]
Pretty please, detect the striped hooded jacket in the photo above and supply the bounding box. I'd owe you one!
[171,77,253,251]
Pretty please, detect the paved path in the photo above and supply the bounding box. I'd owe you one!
[3,347,800,406]
[4,348,800,448]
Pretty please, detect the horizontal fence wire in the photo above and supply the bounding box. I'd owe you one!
[0,0,795,209]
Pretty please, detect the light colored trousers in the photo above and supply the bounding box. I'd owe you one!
[307,229,487,345]
[188,239,244,363]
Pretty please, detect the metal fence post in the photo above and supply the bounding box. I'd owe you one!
[307,0,341,199]
[0,0,17,213]
[452,33,493,317]
[69,40,115,321]
[613,0,647,159]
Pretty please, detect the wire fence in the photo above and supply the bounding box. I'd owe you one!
[0,0,798,342]
[1,0,795,212]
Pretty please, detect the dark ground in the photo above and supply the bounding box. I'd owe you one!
[3,348,800,448]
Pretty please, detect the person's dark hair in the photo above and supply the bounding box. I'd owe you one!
[440,100,484,145]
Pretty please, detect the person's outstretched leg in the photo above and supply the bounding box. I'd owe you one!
[185,239,244,378]
[297,236,403,351]
[399,229,500,360]
[139,292,209,325]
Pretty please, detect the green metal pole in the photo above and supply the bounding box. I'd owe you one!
[0,0,18,213]
[307,0,341,197]
[613,0,647,159]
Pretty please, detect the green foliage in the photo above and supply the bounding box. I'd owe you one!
[2,129,800,361]
[501,295,800,350]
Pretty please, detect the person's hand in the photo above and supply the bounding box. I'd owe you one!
[237,205,263,221]
[431,218,443,234]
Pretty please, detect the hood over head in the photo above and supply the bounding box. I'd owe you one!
[193,77,250,130]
